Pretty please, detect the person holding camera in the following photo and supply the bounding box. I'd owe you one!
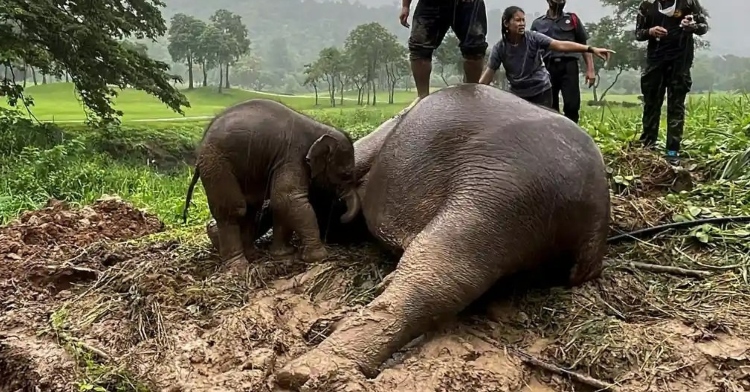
[635,0,708,165]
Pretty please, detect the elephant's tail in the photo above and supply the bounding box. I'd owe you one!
[182,167,201,224]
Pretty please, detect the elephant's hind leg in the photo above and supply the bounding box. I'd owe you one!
[239,205,261,261]
[200,159,249,272]
[275,212,510,388]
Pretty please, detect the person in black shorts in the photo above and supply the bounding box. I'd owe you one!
[400,0,488,100]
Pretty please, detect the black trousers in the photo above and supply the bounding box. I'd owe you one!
[521,88,554,110]
[544,57,581,123]
[408,0,488,61]
[639,58,692,152]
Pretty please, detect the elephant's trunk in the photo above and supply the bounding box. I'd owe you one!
[339,188,361,224]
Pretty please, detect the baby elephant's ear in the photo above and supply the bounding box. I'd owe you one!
[306,134,336,177]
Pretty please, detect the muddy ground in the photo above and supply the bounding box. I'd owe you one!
[1,153,750,392]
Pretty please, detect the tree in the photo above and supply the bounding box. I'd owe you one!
[195,25,223,88]
[210,10,251,89]
[303,63,322,105]
[168,14,206,90]
[433,32,462,85]
[1,0,188,122]
[342,50,368,105]
[586,17,644,101]
[383,43,409,103]
[314,47,343,106]
[344,22,398,105]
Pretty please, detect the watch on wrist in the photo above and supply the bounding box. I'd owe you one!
[587,46,594,53]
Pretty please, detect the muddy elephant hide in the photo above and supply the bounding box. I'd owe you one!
[191,98,362,267]
[276,84,611,388]
[209,114,401,249]
[283,115,402,246]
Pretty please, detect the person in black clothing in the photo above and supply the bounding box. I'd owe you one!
[635,0,708,165]
[400,0,488,100]
[530,0,595,124]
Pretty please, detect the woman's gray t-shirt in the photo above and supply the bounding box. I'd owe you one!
[487,31,553,98]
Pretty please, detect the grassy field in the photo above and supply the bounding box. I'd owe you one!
[2,82,750,391]
[2,82,743,123]
[0,82,748,225]
[1,83,416,122]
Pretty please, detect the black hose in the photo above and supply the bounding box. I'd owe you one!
[606,216,750,244]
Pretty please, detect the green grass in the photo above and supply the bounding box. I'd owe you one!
[1,83,417,122]
[4,82,742,124]
[0,83,749,228]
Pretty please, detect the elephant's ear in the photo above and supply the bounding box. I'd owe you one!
[306,134,336,178]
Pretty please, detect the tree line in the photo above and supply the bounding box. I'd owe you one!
[166,10,250,92]
[302,23,409,106]
[2,0,750,122]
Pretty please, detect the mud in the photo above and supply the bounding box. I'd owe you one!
[2,156,750,391]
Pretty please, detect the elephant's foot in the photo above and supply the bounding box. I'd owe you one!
[300,244,328,263]
[269,242,296,259]
[225,254,250,275]
[275,348,367,391]
[243,247,261,262]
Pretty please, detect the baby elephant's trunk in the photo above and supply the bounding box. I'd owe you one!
[339,188,361,223]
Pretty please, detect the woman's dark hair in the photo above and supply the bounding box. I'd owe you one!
[501,6,525,41]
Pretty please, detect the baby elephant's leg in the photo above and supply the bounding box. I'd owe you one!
[203,180,249,272]
[269,168,327,262]
[268,211,295,258]
[239,204,262,261]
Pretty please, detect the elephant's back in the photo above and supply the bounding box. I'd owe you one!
[198,99,319,188]
[353,115,399,180]
[380,84,604,184]
[362,84,608,250]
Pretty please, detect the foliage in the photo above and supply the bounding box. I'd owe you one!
[433,32,462,85]
[210,9,251,88]
[586,16,645,101]
[121,41,149,57]
[297,22,410,106]
[167,13,206,89]
[2,89,749,226]
[0,0,189,122]
[315,47,344,106]
[167,10,250,91]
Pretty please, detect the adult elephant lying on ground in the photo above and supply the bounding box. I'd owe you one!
[275,84,611,388]
[183,99,361,271]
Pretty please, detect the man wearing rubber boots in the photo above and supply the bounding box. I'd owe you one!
[400,0,488,101]
[635,0,708,166]
[531,0,595,124]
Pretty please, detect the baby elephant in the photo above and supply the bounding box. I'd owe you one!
[182,99,361,270]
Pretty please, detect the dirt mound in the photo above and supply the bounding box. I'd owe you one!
[2,174,750,391]
[0,196,164,391]
[0,195,163,300]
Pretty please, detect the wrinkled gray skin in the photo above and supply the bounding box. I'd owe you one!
[276,84,611,388]
[186,99,361,270]
[209,116,402,250]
